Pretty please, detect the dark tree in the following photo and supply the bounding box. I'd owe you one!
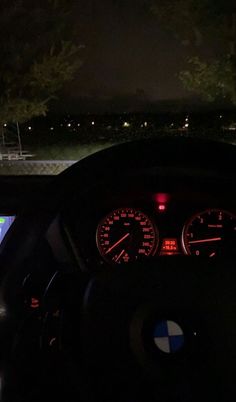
[0,0,82,124]
[152,0,236,104]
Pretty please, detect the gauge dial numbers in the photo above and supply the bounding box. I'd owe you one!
[96,208,158,264]
[182,209,236,257]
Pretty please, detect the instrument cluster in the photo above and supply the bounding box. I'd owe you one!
[96,207,236,264]
[63,187,236,269]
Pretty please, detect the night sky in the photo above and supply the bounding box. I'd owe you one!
[60,0,208,113]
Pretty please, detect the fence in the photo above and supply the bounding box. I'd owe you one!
[0,160,77,175]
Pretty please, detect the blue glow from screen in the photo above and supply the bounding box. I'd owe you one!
[0,216,15,243]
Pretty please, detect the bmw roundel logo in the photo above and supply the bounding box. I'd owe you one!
[153,320,185,354]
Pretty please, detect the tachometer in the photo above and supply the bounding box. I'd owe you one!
[96,208,158,264]
[182,209,236,257]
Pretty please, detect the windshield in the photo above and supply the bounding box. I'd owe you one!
[0,0,235,175]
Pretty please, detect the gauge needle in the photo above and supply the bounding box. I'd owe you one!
[105,233,130,254]
[114,249,125,262]
[189,237,222,244]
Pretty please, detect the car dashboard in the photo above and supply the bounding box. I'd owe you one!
[61,167,236,271]
[0,167,234,271]
[0,141,236,400]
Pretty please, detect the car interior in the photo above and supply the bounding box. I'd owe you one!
[0,137,235,402]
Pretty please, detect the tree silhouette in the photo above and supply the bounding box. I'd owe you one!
[0,0,82,124]
[152,0,236,104]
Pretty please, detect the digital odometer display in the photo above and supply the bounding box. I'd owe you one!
[96,208,158,264]
[182,209,236,257]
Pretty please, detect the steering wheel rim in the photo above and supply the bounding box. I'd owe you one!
[0,137,235,402]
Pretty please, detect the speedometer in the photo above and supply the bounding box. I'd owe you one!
[96,208,158,264]
[182,209,236,257]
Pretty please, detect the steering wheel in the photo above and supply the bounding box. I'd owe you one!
[0,138,235,402]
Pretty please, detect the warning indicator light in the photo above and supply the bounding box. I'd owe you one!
[30,297,40,309]
[154,193,169,204]
[153,193,169,212]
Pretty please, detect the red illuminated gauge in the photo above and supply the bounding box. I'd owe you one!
[182,209,236,257]
[96,208,158,264]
